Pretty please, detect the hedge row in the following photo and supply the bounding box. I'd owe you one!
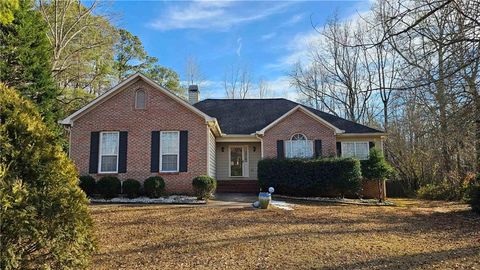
[258,158,362,197]
[79,175,216,200]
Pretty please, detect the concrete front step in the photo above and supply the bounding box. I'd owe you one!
[216,180,260,193]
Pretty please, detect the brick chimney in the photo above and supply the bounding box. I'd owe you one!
[188,85,199,104]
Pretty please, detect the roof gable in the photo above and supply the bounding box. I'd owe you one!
[60,73,215,126]
[256,105,343,134]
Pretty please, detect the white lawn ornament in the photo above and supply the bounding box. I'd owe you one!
[253,201,260,208]
[268,187,275,194]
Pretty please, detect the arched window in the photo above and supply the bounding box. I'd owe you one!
[285,133,313,158]
[135,89,146,109]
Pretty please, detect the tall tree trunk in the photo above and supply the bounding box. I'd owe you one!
[475,90,480,176]
[436,47,451,174]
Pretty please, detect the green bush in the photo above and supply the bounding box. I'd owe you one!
[79,175,96,197]
[417,172,473,201]
[361,148,394,201]
[122,179,141,198]
[361,148,394,181]
[96,176,121,199]
[0,84,95,269]
[258,158,362,197]
[417,182,467,201]
[192,175,217,200]
[144,176,165,198]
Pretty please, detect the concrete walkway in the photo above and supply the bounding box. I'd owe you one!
[208,193,257,208]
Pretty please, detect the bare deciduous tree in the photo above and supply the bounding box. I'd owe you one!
[224,64,252,99]
[184,55,205,87]
[257,78,270,99]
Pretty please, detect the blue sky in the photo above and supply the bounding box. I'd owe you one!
[109,0,372,100]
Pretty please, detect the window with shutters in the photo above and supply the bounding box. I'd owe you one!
[285,133,313,158]
[160,131,179,172]
[135,89,146,109]
[99,131,119,173]
[341,142,369,160]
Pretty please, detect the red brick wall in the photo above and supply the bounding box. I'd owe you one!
[70,78,209,194]
[262,109,337,158]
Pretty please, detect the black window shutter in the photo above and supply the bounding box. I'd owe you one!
[150,131,160,172]
[118,131,128,173]
[277,140,284,159]
[314,140,322,159]
[336,142,342,157]
[179,131,188,172]
[89,132,100,173]
[369,142,375,149]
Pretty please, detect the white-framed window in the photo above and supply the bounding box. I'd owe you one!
[135,89,146,109]
[99,131,119,173]
[160,131,179,172]
[285,133,313,158]
[341,142,369,160]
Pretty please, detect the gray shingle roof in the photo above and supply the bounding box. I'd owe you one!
[193,98,384,135]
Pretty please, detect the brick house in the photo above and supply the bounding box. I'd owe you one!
[61,73,387,198]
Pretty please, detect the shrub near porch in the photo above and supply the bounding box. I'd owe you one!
[258,158,362,197]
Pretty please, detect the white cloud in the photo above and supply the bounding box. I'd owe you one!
[236,37,242,57]
[149,1,294,31]
[261,32,277,41]
[264,75,298,100]
[265,30,321,71]
[282,13,304,26]
[264,7,373,72]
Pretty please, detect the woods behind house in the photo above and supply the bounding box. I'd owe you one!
[1,0,479,198]
[290,0,480,198]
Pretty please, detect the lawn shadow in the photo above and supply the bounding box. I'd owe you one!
[321,245,480,270]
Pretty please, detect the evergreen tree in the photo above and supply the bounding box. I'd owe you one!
[145,65,184,95]
[0,83,96,269]
[362,148,394,202]
[114,29,157,80]
[0,0,60,128]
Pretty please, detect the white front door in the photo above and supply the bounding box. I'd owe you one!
[229,146,249,177]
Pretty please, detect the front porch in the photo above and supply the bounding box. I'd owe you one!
[214,137,262,193]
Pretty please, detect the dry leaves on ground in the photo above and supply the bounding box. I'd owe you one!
[90,199,480,270]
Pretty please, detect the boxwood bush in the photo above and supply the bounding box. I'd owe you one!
[144,176,165,198]
[258,158,362,197]
[192,175,217,200]
[96,176,121,199]
[79,175,96,197]
[122,179,141,198]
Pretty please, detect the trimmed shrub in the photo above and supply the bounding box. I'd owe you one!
[258,158,362,197]
[0,84,95,269]
[144,176,165,198]
[122,179,141,198]
[361,149,394,181]
[79,175,96,197]
[361,148,394,201]
[192,175,217,200]
[96,176,121,199]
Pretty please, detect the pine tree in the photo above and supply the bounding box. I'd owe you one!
[0,0,60,129]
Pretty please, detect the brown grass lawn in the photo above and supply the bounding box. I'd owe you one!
[90,199,480,270]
